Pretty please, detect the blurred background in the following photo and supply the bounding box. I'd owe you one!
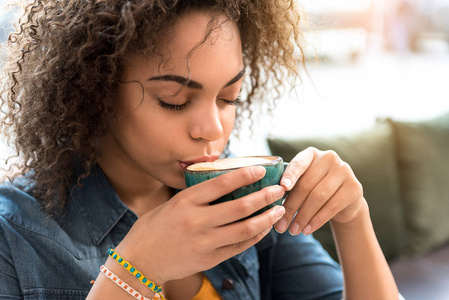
[1,0,449,157]
[230,0,449,155]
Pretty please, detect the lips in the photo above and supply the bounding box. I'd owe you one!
[179,155,220,169]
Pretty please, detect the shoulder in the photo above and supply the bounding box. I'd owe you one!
[0,180,42,218]
[0,182,96,298]
[0,180,51,234]
[0,179,88,259]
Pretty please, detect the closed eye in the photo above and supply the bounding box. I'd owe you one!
[157,98,189,111]
[158,96,241,111]
[220,96,242,106]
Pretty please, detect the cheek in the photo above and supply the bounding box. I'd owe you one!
[147,117,185,146]
[222,109,236,133]
[112,102,171,150]
[131,111,180,144]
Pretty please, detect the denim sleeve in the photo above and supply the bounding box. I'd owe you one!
[271,232,343,300]
[0,216,22,299]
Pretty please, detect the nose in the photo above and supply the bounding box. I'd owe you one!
[189,104,224,142]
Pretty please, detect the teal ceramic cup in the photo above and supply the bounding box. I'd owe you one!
[184,156,289,216]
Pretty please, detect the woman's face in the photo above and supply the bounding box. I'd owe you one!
[101,11,244,189]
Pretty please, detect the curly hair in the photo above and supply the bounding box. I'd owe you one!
[0,0,306,215]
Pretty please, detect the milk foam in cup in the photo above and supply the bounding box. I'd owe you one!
[186,157,274,171]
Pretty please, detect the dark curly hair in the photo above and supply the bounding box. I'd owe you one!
[0,0,306,215]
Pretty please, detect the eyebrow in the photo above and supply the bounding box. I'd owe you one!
[148,68,246,90]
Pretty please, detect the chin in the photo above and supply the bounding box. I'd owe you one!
[166,175,187,191]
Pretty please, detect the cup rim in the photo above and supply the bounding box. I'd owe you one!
[184,155,283,173]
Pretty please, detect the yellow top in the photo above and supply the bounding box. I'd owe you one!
[190,275,222,300]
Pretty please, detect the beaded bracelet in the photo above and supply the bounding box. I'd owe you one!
[108,248,165,299]
[100,265,154,300]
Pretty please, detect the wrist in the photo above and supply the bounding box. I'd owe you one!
[104,256,159,299]
[114,243,166,286]
[331,199,370,231]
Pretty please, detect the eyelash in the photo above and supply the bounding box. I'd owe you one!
[157,96,242,111]
[158,100,187,111]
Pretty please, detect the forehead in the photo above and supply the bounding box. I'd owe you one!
[164,11,238,52]
[123,11,243,76]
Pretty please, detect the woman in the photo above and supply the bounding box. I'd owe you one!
[0,0,399,299]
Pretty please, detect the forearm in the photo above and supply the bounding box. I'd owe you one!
[331,200,399,300]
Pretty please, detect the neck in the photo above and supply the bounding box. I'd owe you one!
[119,183,173,217]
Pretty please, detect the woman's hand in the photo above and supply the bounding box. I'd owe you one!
[275,147,365,235]
[270,147,400,300]
[115,166,286,285]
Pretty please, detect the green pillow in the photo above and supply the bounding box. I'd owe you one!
[388,112,449,255]
[268,120,406,261]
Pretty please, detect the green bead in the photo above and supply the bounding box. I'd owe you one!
[136,273,141,278]
[118,257,123,263]
[124,263,128,268]
[148,282,154,288]
[130,267,135,273]
[142,278,147,283]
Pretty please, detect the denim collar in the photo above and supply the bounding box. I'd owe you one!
[68,164,132,245]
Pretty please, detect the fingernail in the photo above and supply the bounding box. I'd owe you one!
[303,224,312,235]
[275,217,288,233]
[289,223,301,236]
[282,178,293,190]
[253,166,266,178]
[274,186,285,199]
[274,205,285,220]
[263,227,272,234]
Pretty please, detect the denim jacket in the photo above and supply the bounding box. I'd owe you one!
[0,164,343,299]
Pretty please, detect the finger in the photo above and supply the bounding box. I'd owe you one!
[299,184,352,235]
[214,205,285,249]
[288,172,344,235]
[207,185,286,226]
[187,166,266,205]
[275,158,328,233]
[280,147,317,191]
[214,226,272,265]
